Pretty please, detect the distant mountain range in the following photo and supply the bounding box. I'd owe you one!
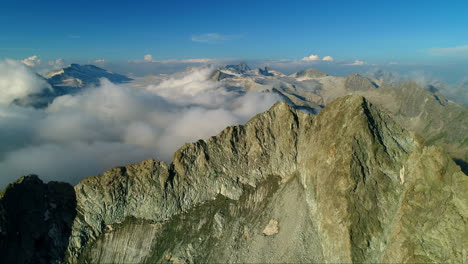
[14,64,132,108]
[12,63,468,173]
[208,63,468,173]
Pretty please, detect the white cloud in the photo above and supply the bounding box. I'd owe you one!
[0,63,280,187]
[322,56,334,62]
[348,60,366,66]
[94,59,105,63]
[0,60,50,104]
[21,55,41,67]
[427,45,468,56]
[144,54,154,62]
[302,54,320,61]
[128,57,221,65]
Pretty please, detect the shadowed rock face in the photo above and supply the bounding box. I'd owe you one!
[0,175,76,264]
[1,95,467,263]
[226,63,251,74]
[344,73,378,91]
[47,64,132,88]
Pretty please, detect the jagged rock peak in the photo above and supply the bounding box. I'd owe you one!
[258,66,274,76]
[2,95,466,264]
[344,73,379,91]
[225,62,251,74]
[0,175,76,264]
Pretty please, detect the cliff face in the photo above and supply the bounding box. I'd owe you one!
[349,82,468,168]
[1,95,467,263]
[228,67,468,171]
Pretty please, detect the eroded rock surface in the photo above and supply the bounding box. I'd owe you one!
[1,95,467,263]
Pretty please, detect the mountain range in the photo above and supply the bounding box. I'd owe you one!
[1,95,466,263]
[1,63,467,263]
[12,63,468,172]
[14,64,132,108]
[204,64,468,173]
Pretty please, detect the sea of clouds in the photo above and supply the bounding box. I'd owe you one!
[0,60,280,187]
[1,57,467,188]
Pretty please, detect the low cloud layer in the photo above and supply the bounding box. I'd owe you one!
[0,60,50,104]
[0,63,280,187]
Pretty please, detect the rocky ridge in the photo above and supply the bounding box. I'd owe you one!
[2,95,464,263]
[0,176,76,264]
[2,95,466,263]
[212,64,468,173]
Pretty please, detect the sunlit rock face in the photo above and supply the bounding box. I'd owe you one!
[1,95,467,263]
[213,65,468,171]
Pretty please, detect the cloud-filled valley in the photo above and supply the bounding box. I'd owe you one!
[0,62,280,187]
[1,57,467,188]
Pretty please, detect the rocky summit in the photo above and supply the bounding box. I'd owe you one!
[1,95,467,263]
[212,65,468,172]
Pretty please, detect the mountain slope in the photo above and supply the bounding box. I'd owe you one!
[2,95,464,263]
[46,63,132,88]
[212,65,468,173]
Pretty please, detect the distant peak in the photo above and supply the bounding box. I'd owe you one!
[225,62,251,74]
[293,68,328,78]
[345,73,378,91]
[259,66,273,76]
[13,174,43,185]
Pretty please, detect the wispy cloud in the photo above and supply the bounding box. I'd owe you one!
[191,33,237,44]
[427,45,468,56]
[129,55,227,64]
[48,58,64,67]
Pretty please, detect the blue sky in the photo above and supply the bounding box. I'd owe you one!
[1,0,468,64]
